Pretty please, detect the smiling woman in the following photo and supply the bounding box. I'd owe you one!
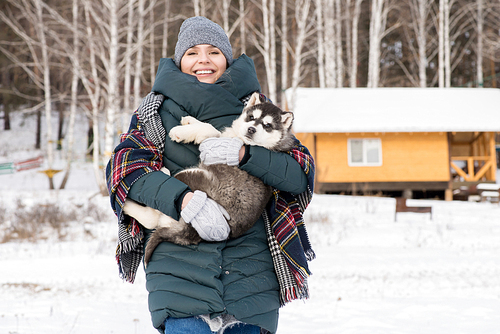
[106,15,315,334]
[180,44,227,84]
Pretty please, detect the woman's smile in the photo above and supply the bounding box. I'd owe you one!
[180,44,227,84]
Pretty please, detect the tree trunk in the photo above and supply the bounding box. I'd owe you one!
[324,0,337,88]
[239,0,246,54]
[123,0,135,128]
[417,0,428,87]
[35,0,55,189]
[368,0,384,88]
[162,0,170,58]
[335,0,343,87]
[290,0,311,107]
[269,0,277,102]
[133,0,145,106]
[36,109,41,150]
[315,0,326,88]
[104,0,120,166]
[350,0,362,87]
[2,71,11,130]
[60,0,80,189]
[444,0,451,87]
[438,0,445,87]
[57,95,64,150]
[149,7,155,86]
[477,0,483,87]
[281,0,288,106]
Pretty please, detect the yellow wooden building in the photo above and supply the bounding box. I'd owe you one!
[288,88,500,200]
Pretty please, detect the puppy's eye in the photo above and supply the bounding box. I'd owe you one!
[248,115,255,121]
[263,123,272,129]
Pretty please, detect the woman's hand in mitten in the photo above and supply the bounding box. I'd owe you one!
[180,190,230,242]
[199,137,243,166]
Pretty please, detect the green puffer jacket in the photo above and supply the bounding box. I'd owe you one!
[127,55,308,333]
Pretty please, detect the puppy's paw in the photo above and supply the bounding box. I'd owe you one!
[169,125,197,143]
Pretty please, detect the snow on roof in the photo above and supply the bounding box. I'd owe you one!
[287,87,500,133]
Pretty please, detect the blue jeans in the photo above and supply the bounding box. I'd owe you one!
[164,316,261,334]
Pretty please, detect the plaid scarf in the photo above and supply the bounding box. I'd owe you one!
[105,116,163,282]
[106,92,316,304]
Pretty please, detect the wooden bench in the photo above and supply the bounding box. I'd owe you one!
[395,197,432,221]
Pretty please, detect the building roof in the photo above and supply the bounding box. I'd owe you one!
[287,87,500,133]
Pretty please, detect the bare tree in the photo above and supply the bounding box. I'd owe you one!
[133,0,145,107]
[335,0,343,86]
[281,0,288,106]
[289,0,314,107]
[239,0,247,54]
[324,0,337,87]
[59,0,80,189]
[476,0,483,87]
[367,0,399,87]
[161,0,170,58]
[315,0,326,88]
[123,0,136,125]
[350,0,363,87]
[0,0,57,177]
[34,0,56,188]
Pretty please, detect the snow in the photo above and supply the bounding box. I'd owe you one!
[1,111,500,333]
[288,87,500,134]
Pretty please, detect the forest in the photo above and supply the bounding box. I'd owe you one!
[1,0,500,191]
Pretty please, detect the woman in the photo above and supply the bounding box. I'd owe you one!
[106,16,315,334]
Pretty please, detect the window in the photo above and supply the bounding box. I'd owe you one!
[348,138,382,166]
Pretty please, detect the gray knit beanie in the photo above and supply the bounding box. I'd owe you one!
[174,16,233,68]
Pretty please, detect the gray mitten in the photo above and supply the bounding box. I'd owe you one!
[199,137,243,166]
[180,190,231,242]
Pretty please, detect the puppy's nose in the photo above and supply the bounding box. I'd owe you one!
[247,127,256,134]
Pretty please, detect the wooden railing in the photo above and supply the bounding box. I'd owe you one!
[450,156,494,182]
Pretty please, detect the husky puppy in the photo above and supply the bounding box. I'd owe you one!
[123,93,295,264]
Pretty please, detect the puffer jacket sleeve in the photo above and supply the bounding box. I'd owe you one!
[127,170,190,220]
[239,145,308,195]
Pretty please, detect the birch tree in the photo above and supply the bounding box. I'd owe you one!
[438,0,451,87]
[103,0,120,167]
[0,0,60,187]
[367,0,385,87]
[289,0,314,108]
[315,0,326,88]
[350,0,363,87]
[404,0,433,87]
[149,7,156,85]
[239,0,246,54]
[133,0,145,107]
[281,0,288,106]
[335,0,343,87]
[367,0,399,87]
[34,0,56,188]
[161,0,170,58]
[82,0,107,193]
[59,0,80,189]
[123,0,136,125]
[324,0,337,87]
[476,0,483,87]
[416,0,431,87]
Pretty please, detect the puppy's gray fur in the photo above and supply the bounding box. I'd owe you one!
[123,93,295,265]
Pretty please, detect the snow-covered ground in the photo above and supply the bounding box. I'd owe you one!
[1,112,500,333]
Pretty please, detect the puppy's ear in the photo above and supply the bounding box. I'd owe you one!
[281,111,294,129]
[246,92,264,108]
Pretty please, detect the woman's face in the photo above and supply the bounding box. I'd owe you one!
[180,44,227,84]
